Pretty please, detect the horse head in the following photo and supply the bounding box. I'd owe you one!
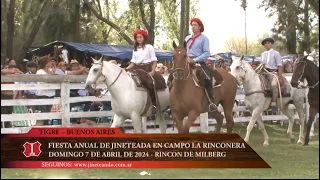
[172,41,188,80]
[229,55,252,85]
[55,45,69,64]
[85,56,104,93]
[290,51,316,88]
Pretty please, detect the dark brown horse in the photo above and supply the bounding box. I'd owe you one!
[170,41,238,133]
[291,52,319,146]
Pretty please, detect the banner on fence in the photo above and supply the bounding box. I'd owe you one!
[1,128,270,168]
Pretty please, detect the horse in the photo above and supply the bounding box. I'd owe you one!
[53,44,69,64]
[84,57,170,133]
[170,41,238,134]
[230,56,306,146]
[290,51,319,146]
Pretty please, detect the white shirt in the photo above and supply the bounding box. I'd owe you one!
[131,44,157,64]
[35,69,56,97]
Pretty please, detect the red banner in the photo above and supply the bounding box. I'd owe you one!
[1,128,271,169]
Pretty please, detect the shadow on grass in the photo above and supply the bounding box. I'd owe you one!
[1,124,319,179]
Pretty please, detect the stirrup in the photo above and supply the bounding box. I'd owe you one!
[209,103,217,112]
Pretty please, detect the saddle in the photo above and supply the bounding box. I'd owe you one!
[189,63,223,88]
[257,72,291,98]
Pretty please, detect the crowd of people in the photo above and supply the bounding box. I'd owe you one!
[1,56,170,128]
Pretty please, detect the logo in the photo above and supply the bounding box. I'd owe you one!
[23,141,42,158]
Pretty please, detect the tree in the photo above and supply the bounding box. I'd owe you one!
[84,0,134,45]
[14,0,61,66]
[6,0,16,59]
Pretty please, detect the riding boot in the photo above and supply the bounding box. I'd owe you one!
[205,79,217,112]
[149,89,157,114]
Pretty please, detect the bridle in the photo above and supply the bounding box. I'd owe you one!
[172,48,190,80]
[294,56,319,89]
[91,61,123,94]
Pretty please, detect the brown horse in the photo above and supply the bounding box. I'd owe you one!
[291,52,319,146]
[170,41,238,133]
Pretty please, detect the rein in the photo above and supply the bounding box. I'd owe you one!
[93,61,123,97]
[294,60,319,89]
[172,49,191,80]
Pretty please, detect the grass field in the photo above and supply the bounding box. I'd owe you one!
[1,123,319,179]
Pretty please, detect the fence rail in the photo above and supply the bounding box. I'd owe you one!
[1,73,308,134]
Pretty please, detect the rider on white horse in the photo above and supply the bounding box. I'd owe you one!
[125,29,159,110]
[261,37,285,108]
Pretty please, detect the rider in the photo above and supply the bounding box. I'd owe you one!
[260,37,284,108]
[125,29,158,108]
[167,18,218,111]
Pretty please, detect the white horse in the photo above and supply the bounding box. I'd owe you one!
[230,56,306,146]
[85,57,170,134]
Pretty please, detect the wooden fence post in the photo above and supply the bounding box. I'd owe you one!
[61,82,70,127]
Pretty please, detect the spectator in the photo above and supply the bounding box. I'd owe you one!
[68,59,91,124]
[22,61,39,111]
[155,63,168,74]
[35,56,56,126]
[1,61,23,128]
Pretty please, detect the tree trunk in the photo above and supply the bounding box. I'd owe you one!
[179,0,186,45]
[6,0,16,59]
[14,0,58,66]
[148,0,156,46]
[184,0,190,37]
[73,0,81,42]
[303,0,311,53]
[1,0,7,64]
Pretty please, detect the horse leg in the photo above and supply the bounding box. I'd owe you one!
[172,112,184,133]
[183,110,200,133]
[208,110,224,133]
[156,112,167,134]
[222,102,235,133]
[244,109,260,144]
[310,120,315,139]
[256,114,269,146]
[280,104,295,143]
[294,101,305,144]
[304,107,318,146]
[111,114,125,128]
[131,112,143,134]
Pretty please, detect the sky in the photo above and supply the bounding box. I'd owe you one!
[195,0,277,54]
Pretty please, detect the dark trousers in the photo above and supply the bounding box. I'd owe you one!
[1,93,13,128]
[199,62,213,87]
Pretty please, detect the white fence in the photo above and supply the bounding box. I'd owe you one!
[1,73,308,134]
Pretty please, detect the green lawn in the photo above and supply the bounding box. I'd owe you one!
[1,123,319,179]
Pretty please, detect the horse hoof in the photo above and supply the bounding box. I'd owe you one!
[263,143,269,147]
[297,140,303,144]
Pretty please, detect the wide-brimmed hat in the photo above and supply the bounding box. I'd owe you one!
[70,59,79,65]
[261,37,275,45]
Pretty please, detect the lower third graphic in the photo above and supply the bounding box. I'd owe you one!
[23,141,42,158]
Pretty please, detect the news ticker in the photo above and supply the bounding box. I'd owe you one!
[1,128,270,168]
